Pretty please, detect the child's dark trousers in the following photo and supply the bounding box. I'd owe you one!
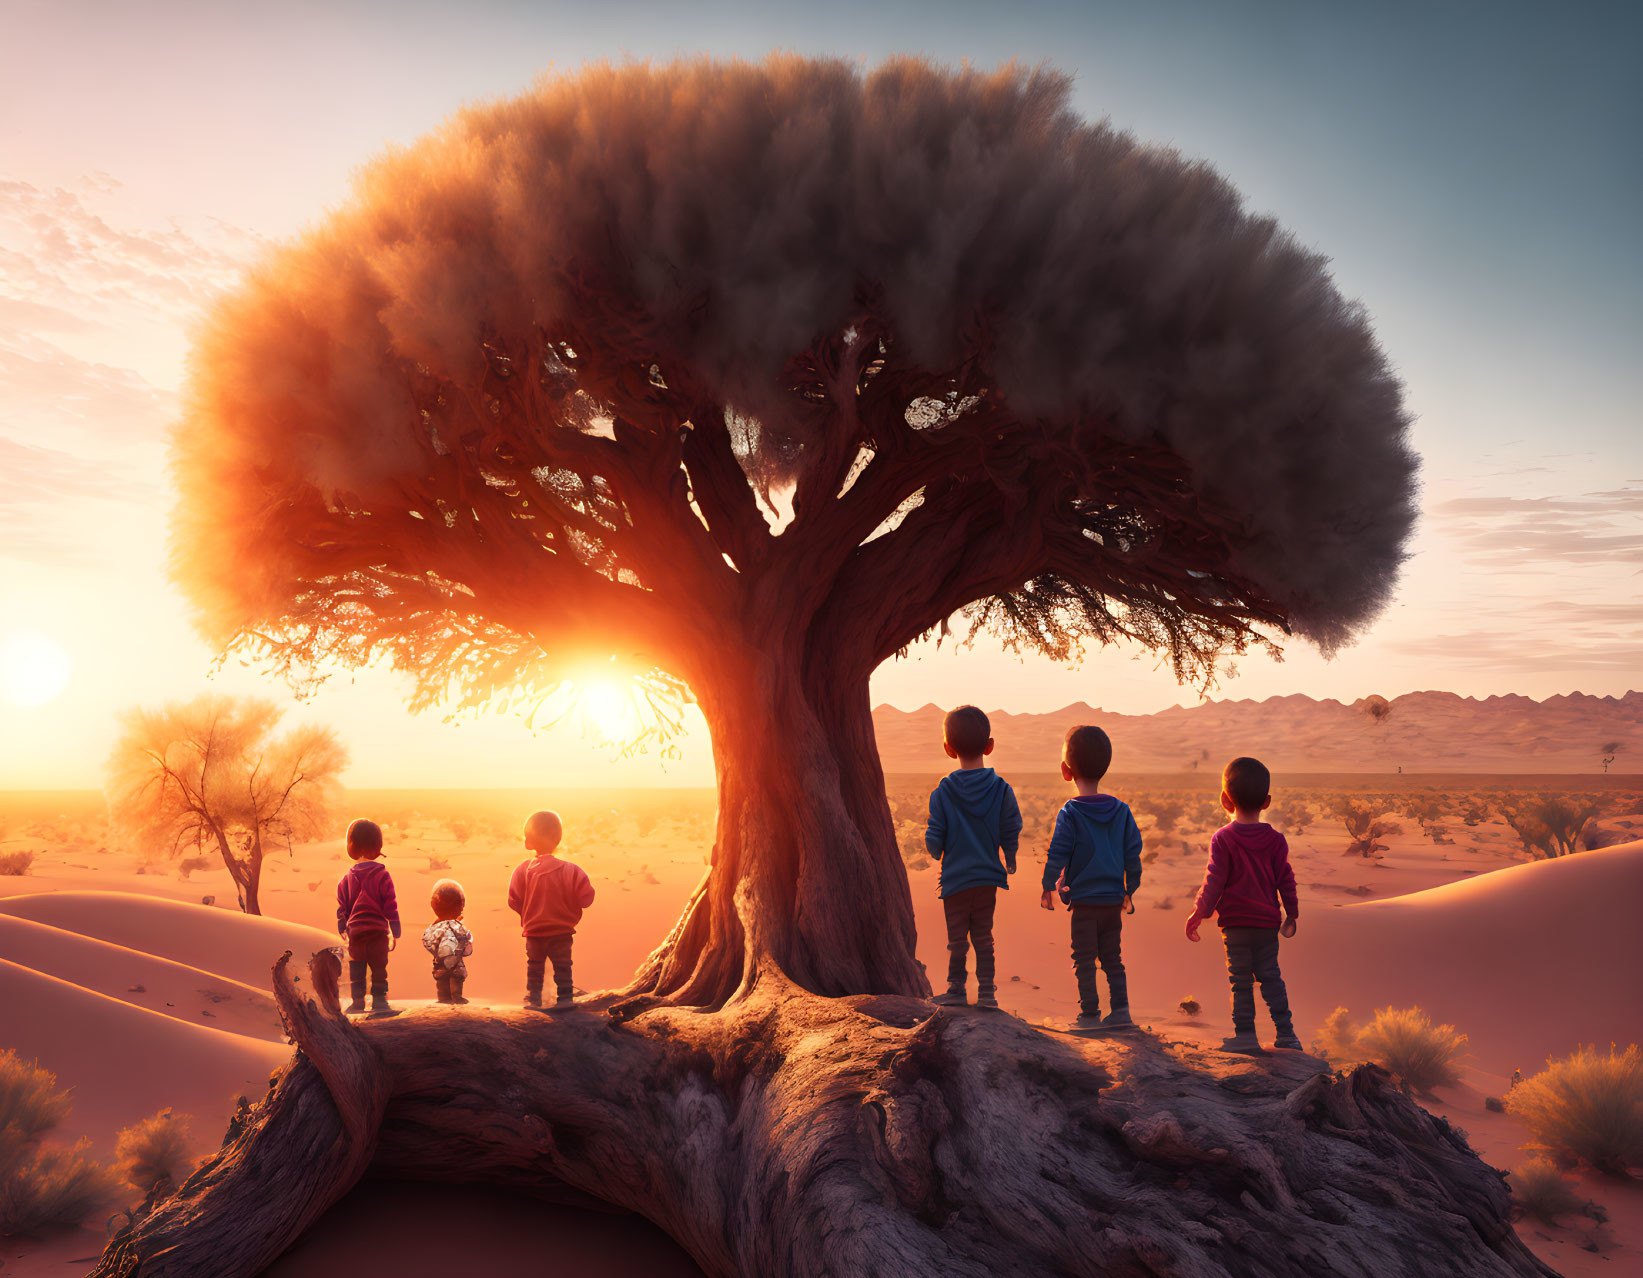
[1221,926,1294,1036]
[346,930,390,1000]
[942,885,997,992]
[525,931,575,1003]
[1070,904,1127,1017]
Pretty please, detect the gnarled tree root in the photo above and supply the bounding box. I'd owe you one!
[91,953,1552,1277]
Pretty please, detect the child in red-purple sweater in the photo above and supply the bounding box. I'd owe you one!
[508,810,595,1011]
[1185,757,1301,1054]
[335,818,402,1018]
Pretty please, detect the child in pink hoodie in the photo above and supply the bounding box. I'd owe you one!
[1185,757,1301,1054]
[508,810,595,1011]
[335,818,402,1017]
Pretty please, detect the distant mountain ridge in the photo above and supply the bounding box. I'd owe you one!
[872,690,1643,774]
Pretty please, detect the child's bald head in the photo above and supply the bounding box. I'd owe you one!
[523,810,563,854]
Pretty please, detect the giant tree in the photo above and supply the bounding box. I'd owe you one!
[99,60,1549,1278]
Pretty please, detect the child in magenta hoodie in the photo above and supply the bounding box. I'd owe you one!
[335,818,402,1017]
[508,810,595,1010]
[1185,757,1301,1053]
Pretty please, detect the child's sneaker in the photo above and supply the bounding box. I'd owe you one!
[1220,1031,1261,1054]
[551,993,576,1011]
[931,984,967,1007]
[1072,1011,1105,1032]
[975,987,999,1009]
[367,998,400,1019]
[1273,1032,1304,1051]
[344,996,367,1015]
[1100,1007,1135,1030]
[523,992,542,1010]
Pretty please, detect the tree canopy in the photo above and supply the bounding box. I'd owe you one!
[173,56,1416,725]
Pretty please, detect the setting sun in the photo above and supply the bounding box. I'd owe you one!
[581,680,636,740]
[0,631,72,707]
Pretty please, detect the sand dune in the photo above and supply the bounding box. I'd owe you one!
[0,913,284,1042]
[0,891,338,992]
[1302,839,1643,1075]
[0,959,288,1149]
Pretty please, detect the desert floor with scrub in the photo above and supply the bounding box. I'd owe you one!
[2,776,1640,1276]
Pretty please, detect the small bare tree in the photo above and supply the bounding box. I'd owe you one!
[1600,741,1619,773]
[106,695,345,914]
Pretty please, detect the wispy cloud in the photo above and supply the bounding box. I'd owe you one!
[0,176,258,327]
[0,331,173,445]
[0,437,151,567]
[1429,487,1643,571]
[1388,623,1643,678]
[0,174,250,567]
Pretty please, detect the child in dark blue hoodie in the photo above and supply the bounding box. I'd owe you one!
[1041,725,1143,1031]
[925,705,1023,1009]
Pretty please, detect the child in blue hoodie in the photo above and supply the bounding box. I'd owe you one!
[925,705,1023,1009]
[1041,725,1143,1031]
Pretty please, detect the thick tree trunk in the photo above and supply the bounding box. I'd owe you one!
[91,953,1552,1278]
[633,644,927,1004]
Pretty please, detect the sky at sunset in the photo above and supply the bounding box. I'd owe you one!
[1,0,1639,790]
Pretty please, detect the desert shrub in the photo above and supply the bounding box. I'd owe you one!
[1143,799,1185,834]
[0,1054,121,1238]
[0,850,34,875]
[114,1109,195,1194]
[1284,803,1314,836]
[1509,1158,1586,1225]
[1331,799,1401,858]
[174,854,215,881]
[1402,795,1445,830]
[1310,1006,1360,1064]
[0,1052,71,1141]
[0,1141,123,1237]
[1309,1007,1467,1095]
[1507,1045,1643,1176]
[1501,797,1599,859]
[1178,997,1201,1017]
[895,820,927,868]
[1462,799,1490,827]
[1357,1008,1468,1094]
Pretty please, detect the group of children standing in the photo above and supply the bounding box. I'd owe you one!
[330,704,1302,1052]
[925,705,1302,1052]
[333,809,593,1018]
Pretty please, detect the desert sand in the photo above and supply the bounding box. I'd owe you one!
[1,790,1637,1275]
[0,913,283,1041]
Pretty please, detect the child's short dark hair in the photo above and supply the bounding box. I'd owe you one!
[1063,725,1113,781]
[943,705,991,757]
[430,878,465,919]
[346,818,383,853]
[1223,757,1272,810]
